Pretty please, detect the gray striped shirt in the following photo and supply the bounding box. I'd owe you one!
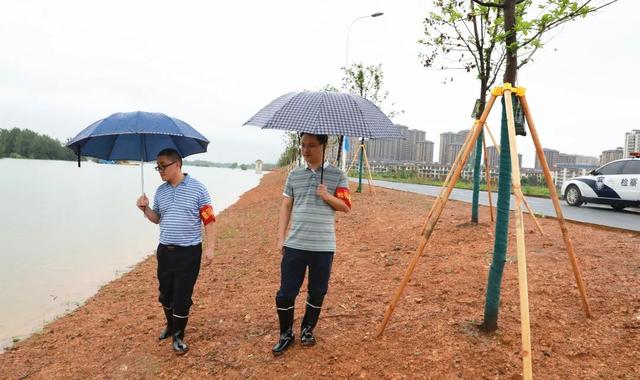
[283,163,348,252]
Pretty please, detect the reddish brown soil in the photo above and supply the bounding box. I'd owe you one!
[1,170,639,379]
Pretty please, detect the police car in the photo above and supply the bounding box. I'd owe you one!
[561,153,640,210]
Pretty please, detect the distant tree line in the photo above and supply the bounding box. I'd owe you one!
[184,159,276,171]
[0,128,76,161]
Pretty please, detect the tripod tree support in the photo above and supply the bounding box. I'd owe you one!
[376,93,497,337]
[520,94,592,318]
[423,121,479,231]
[362,143,377,195]
[471,127,484,223]
[482,129,544,236]
[376,84,591,379]
[481,91,514,333]
[504,87,533,379]
[481,130,495,221]
[346,143,376,194]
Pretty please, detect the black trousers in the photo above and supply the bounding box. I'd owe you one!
[276,246,334,301]
[156,243,202,316]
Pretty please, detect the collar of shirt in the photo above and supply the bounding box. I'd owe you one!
[166,173,191,188]
[305,161,329,173]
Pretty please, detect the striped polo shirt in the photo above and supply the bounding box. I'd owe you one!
[152,174,212,246]
[283,162,349,252]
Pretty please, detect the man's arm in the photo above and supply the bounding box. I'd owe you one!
[136,194,160,224]
[202,219,216,266]
[277,196,294,253]
[316,184,351,213]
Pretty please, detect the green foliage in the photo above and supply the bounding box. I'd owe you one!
[328,63,403,119]
[277,132,300,167]
[359,170,551,197]
[0,128,76,161]
[229,162,238,169]
[239,163,247,170]
[419,0,612,84]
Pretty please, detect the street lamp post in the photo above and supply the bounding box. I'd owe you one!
[345,12,384,68]
[343,12,384,191]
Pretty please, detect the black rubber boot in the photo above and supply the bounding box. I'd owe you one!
[158,307,173,340]
[172,315,189,355]
[272,296,295,356]
[300,295,323,346]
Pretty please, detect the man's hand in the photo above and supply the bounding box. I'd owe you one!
[316,184,329,201]
[136,193,149,211]
[277,239,285,256]
[202,247,214,266]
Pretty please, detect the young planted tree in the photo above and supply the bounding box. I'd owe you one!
[419,0,616,332]
[327,63,402,191]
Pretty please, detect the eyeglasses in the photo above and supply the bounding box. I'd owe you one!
[300,144,322,150]
[154,161,178,172]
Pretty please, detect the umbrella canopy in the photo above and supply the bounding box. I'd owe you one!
[243,91,403,139]
[66,111,209,162]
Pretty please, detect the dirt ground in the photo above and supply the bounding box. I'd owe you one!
[1,170,639,379]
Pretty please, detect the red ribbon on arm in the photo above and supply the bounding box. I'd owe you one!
[334,187,352,209]
[199,205,216,225]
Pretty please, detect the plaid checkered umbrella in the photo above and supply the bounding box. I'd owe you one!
[243,91,402,138]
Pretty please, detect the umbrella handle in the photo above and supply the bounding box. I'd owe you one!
[320,144,326,184]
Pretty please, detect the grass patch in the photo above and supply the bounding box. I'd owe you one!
[351,171,553,198]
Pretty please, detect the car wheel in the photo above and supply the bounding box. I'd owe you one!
[611,203,626,211]
[565,185,583,207]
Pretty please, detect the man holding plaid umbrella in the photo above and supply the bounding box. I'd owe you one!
[273,133,352,355]
[242,91,400,355]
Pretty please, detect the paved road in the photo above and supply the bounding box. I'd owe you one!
[350,179,640,232]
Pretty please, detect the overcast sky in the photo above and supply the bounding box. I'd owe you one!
[1,0,637,167]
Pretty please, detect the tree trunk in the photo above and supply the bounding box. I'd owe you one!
[480,95,513,333]
[471,88,488,223]
[479,0,519,334]
[502,0,518,84]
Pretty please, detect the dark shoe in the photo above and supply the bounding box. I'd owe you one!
[172,334,189,355]
[158,307,173,340]
[272,329,294,356]
[300,326,316,347]
[300,295,323,340]
[172,315,189,355]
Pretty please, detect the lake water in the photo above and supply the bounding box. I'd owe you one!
[0,158,263,349]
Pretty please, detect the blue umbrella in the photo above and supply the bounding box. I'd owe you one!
[67,111,209,193]
[244,91,402,183]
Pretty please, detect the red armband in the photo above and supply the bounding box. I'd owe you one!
[334,187,352,209]
[199,205,216,225]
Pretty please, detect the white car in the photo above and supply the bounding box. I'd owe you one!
[561,154,640,210]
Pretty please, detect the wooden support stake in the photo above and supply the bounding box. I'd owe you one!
[519,190,545,236]
[504,89,533,380]
[520,94,592,318]
[485,122,500,149]
[376,94,497,337]
[422,121,479,232]
[346,144,362,175]
[362,145,377,195]
[486,138,544,235]
[482,130,495,221]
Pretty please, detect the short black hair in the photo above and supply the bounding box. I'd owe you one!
[157,148,182,166]
[300,133,328,146]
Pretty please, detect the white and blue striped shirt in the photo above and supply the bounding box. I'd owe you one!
[152,174,212,246]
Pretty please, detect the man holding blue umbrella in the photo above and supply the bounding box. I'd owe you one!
[136,148,216,355]
[272,133,352,356]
